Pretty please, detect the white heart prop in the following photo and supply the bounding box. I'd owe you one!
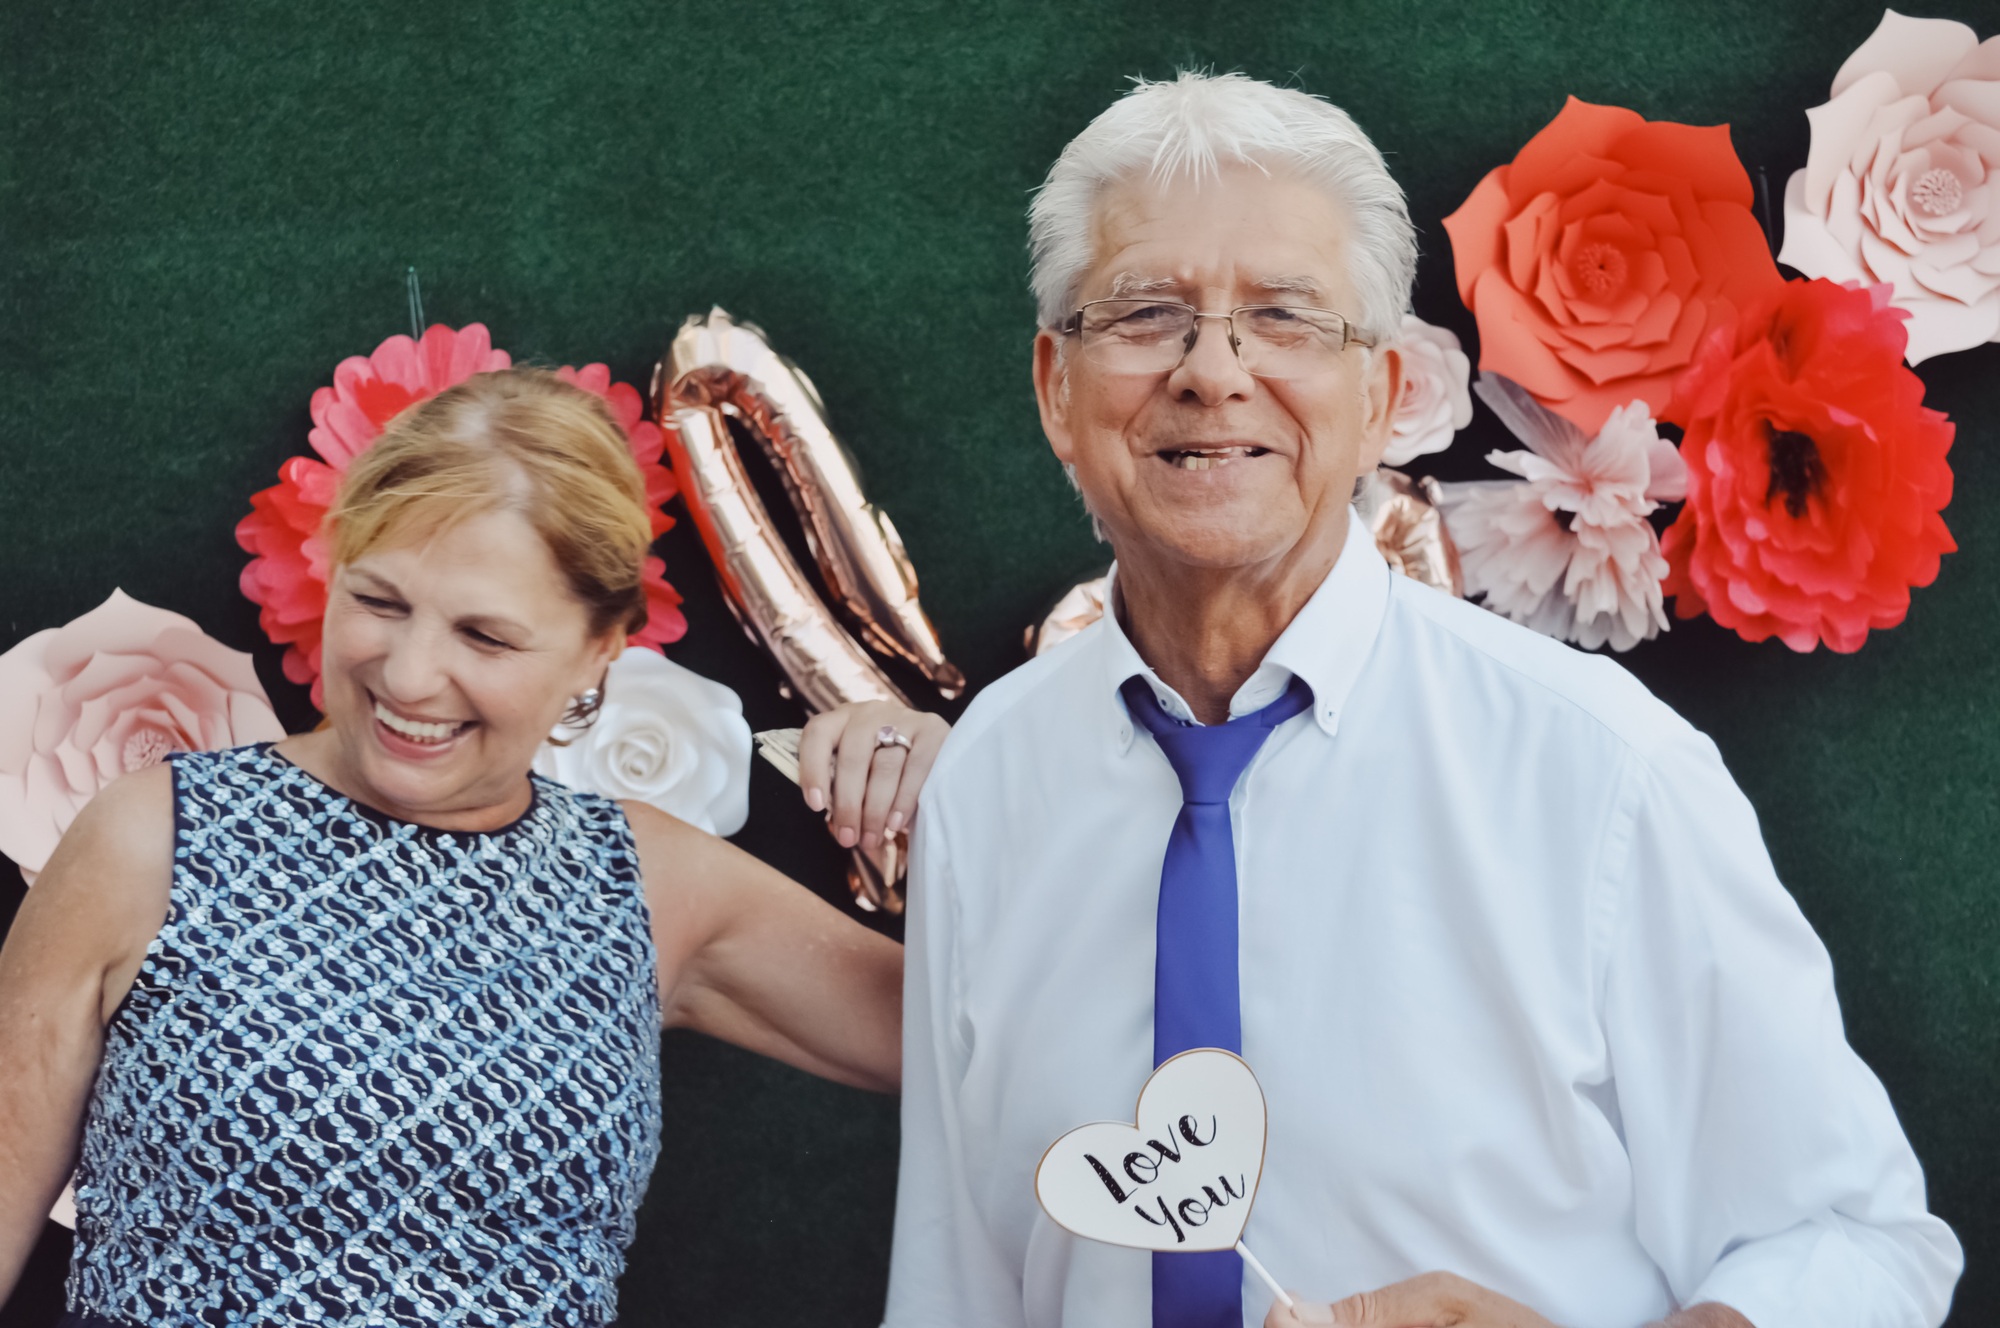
[1035,1049,1268,1253]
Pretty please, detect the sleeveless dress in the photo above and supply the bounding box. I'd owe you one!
[64,744,663,1328]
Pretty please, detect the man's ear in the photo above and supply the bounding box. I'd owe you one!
[1356,344,1404,473]
[1032,329,1076,466]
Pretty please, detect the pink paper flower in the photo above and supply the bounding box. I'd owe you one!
[0,590,285,882]
[1780,10,2000,364]
[237,325,685,708]
[1382,315,1473,467]
[1438,375,1686,652]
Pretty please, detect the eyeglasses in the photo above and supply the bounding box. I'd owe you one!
[1061,299,1375,379]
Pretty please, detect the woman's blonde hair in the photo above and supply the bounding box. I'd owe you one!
[329,368,654,642]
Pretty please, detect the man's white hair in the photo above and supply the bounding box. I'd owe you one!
[1028,71,1417,343]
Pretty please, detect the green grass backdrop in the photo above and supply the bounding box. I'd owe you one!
[2,1,1994,1323]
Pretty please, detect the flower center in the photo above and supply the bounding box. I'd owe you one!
[1764,426,1828,519]
[1573,243,1628,297]
[123,727,175,772]
[1910,167,1963,216]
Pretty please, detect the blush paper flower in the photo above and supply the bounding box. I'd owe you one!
[1661,278,1955,652]
[237,324,686,708]
[534,646,752,837]
[1438,374,1687,652]
[1779,9,2000,363]
[0,590,285,882]
[1383,315,1474,467]
[1444,97,1782,433]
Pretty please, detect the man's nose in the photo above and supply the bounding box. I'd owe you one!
[1168,315,1255,404]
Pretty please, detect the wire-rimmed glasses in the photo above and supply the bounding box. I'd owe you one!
[1061,299,1375,379]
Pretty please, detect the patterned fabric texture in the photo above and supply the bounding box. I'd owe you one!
[67,744,663,1327]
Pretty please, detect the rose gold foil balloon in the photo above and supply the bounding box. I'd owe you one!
[654,315,951,915]
[659,404,910,713]
[665,308,965,700]
[1028,468,1464,655]
[1355,468,1464,598]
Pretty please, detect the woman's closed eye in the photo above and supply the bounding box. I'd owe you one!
[461,625,516,651]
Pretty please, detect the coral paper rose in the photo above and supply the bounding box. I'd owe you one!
[534,646,751,837]
[1780,9,2000,364]
[237,324,686,708]
[0,590,285,882]
[1382,315,1474,467]
[1662,278,1955,652]
[1444,97,1782,433]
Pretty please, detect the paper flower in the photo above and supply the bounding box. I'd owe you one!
[1661,278,1955,652]
[0,590,285,882]
[237,324,686,709]
[1779,9,2000,364]
[534,646,751,837]
[1438,375,1686,652]
[1383,315,1473,466]
[1443,97,1782,434]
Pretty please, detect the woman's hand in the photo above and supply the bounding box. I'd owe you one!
[796,701,950,852]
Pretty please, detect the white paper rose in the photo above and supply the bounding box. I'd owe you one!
[1382,315,1473,467]
[534,646,752,836]
[1780,8,2000,363]
[0,589,285,882]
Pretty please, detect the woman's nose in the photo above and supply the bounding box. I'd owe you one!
[377,627,449,702]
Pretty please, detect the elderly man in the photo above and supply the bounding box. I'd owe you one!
[883,72,1960,1328]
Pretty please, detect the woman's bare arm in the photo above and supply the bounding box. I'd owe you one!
[631,803,901,1094]
[0,765,172,1307]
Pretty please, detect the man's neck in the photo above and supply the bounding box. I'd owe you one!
[1115,513,1348,726]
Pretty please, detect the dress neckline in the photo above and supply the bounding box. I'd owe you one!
[254,742,544,839]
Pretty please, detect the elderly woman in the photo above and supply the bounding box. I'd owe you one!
[0,368,947,1327]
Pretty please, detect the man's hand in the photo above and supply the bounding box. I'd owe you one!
[1264,1272,1555,1327]
[1262,1273,1754,1328]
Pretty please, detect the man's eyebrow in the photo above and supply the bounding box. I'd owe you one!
[1106,272,1186,298]
[1252,275,1324,300]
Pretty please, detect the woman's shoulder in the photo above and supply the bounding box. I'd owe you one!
[18,762,175,1021]
[60,759,176,872]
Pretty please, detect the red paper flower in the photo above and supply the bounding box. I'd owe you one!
[237,324,685,707]
[1443,97,1783,433]
[1661,278,1955,652]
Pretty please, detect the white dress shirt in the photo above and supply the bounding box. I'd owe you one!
[885,515,1961,1328]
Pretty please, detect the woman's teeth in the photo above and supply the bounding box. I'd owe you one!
[374,702,467,744]
[1169,447,1262,471]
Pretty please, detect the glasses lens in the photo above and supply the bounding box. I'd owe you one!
[1077,301,1195,373]
[1072,302,1355,377]
[1233,307,1350,377]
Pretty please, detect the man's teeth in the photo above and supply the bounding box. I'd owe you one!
[1168,447,1261,471]
[374,702,466,743]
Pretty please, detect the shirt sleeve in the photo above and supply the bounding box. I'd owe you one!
[882,801,1027,1328]
[1601,726,1963,1328]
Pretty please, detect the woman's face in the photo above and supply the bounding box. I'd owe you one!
[319,506,621,829]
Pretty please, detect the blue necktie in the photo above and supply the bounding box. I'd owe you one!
[1122,675,1314,1328]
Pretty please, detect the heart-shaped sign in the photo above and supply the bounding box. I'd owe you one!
[1035,1048,1268,1253]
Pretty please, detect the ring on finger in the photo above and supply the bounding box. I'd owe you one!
[874,724,913,752]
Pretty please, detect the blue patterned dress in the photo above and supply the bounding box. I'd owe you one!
[65,744,663,1328]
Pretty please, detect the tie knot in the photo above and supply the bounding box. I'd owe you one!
[1121,676,1314,805]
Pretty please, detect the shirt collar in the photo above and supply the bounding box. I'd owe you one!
[1098,511,1391,752]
